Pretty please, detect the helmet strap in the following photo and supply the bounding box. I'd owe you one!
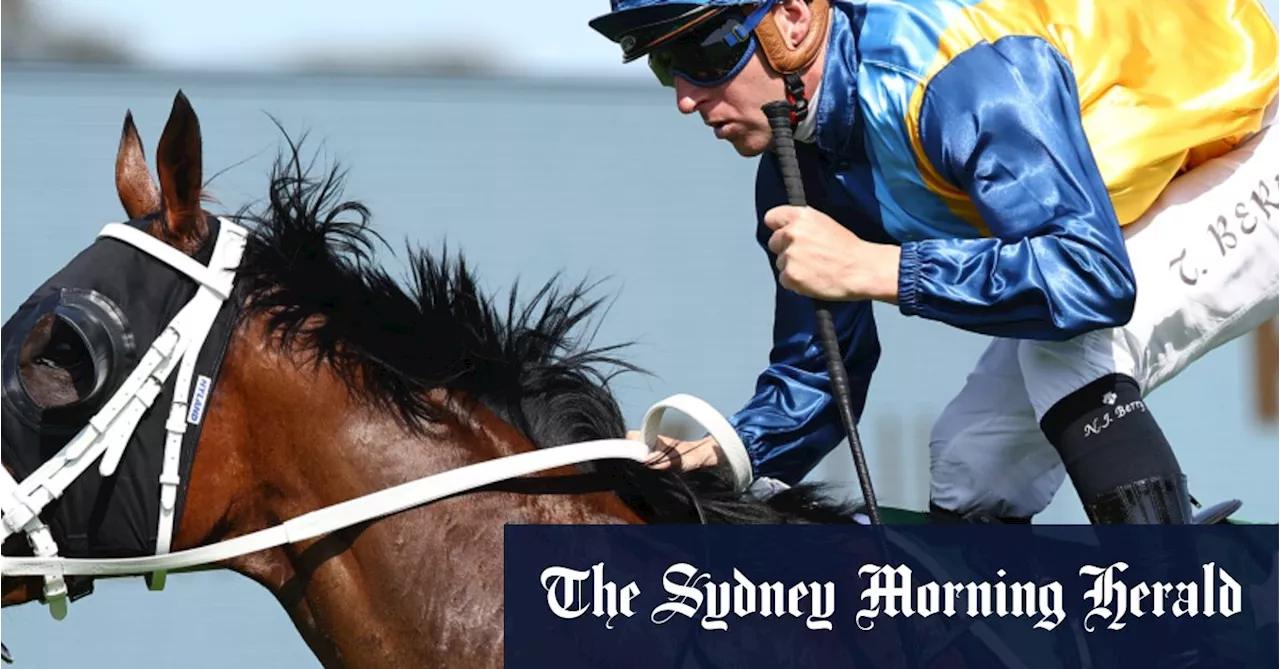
[784,72,808,127]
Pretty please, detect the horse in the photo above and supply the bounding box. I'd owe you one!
[2,91,917,668]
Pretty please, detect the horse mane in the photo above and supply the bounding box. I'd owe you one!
[229,131,858,525]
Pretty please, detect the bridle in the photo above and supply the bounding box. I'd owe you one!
[1,217,248,618]
[0,218,759,621]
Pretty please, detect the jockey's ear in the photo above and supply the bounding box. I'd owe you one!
[756,0,829,73]
[115,110,161,221]
[154,90,208,254]
[774,0,813,47]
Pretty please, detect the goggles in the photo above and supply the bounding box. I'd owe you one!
[631,2,779,88]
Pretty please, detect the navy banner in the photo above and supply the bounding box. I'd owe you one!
[504,524,1278,668]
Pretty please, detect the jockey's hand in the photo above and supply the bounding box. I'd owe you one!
[627,430,723,472]
[763,205,901,304]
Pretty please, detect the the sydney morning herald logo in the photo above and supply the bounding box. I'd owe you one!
[537,560,1244,633]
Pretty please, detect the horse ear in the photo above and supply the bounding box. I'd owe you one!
[115,110,162,220]
[155,90,206,250]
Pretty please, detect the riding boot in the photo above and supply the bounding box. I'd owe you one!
[1083,474,1224,668]
[1081,474,1194,525]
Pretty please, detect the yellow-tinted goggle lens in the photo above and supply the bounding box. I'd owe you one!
[649,51,675,87]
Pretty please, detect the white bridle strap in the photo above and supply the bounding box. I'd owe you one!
[98,224,237,300]
[146,220,248,590]
[640,393,754,494]
[3,438,652,577]
[0,465,70,619]
[2,392,762,581]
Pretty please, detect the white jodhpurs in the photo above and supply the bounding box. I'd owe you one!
[929,120,1280,520]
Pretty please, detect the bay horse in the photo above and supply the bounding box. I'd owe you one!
[1,91,883,668]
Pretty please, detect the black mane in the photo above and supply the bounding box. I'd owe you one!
[229,135,857,525]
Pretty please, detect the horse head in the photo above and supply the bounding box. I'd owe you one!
[1,91,857,668]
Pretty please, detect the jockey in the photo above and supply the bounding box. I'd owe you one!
[591,0,1279,524]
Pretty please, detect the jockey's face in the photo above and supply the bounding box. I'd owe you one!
[674,50,778,156]
[672,1,822,157]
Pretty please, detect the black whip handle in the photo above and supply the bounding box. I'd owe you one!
[761,100,882,525]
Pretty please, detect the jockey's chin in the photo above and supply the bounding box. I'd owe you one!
[723,125,773,157]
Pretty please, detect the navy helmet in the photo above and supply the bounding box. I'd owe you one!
[589,0,780,87]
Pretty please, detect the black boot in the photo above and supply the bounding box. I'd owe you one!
[1082,474,1194,524]
[1085,475,1213,667]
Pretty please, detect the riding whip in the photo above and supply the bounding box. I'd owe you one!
[761,100,882,525]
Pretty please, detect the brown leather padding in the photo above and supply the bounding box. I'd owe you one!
[752,0,830,74]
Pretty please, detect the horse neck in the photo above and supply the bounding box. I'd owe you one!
[176,317,642,668]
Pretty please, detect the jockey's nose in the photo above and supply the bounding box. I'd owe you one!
[674,77,702,115]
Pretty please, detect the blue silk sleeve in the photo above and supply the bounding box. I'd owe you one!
[897,36,1137,342]
[727,157,882,485]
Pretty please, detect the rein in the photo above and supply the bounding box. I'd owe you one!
[0,220,757,621]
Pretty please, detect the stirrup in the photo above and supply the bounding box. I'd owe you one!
[1192,498,1243,525]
